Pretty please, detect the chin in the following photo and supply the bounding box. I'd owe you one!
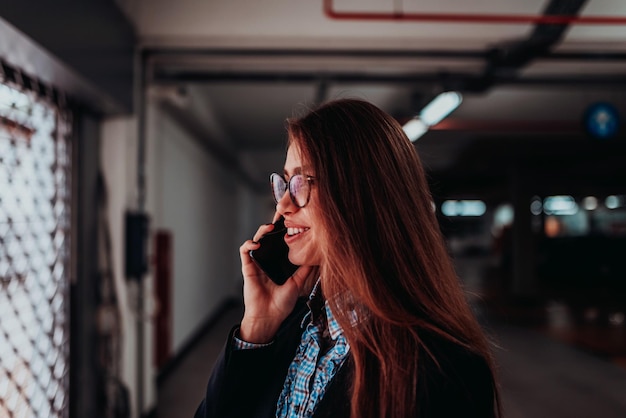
[288,250,318,267]
[288,253,305,266]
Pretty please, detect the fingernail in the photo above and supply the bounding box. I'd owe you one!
[252,241,259,244]
[265,223,272,226]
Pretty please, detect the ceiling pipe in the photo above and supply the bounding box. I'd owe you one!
[323,0,626,25]
[145,47,626,62]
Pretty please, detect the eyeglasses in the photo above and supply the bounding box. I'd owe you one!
[270,172,315,208]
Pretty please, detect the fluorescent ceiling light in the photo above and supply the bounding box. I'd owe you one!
[441,200,486,217]
[606,195,621,209]
[419,91,463,127]
[543,195,578,215]
[402,91,463,142]
[402,118,428,142]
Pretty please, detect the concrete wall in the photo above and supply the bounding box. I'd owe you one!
[147,100,241,352]
[101,116,153,417]
[100,92,275,417]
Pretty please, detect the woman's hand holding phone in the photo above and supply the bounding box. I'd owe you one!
[249,216,298,285]
[238,214,314,344]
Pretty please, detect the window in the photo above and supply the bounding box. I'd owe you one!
[0,80,71,418]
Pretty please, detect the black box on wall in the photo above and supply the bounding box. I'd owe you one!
[125,211,150,280]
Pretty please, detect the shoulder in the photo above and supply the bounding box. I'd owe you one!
[417,332,497,418]
[420,332,492,384]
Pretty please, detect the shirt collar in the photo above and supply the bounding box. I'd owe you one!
[305,278,324,317]
[301,278,345,342]
[324,303,344,341]
[308,277,323,305]
[301,278,323,327]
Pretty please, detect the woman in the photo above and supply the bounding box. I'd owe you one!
[195,98,501,418]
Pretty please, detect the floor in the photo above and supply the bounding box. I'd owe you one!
[158,258,626,418]
[156,305,243,418]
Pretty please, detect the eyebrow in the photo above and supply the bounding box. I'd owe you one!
[284,166,310,177]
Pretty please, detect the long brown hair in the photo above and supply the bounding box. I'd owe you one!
[287,99,500,418]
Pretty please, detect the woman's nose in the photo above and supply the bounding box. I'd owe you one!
[276,187,295,214]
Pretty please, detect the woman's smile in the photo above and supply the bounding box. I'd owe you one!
[284,226,310,244]
[287,227,309,236]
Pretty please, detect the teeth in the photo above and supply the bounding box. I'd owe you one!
[287,227,309,236]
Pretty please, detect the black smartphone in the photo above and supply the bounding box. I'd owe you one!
[249,217,299,285]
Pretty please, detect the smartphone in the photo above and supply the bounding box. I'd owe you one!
[249,217,299,285]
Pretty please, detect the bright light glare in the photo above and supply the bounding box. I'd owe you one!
[419,91,463,126]
[583,196,598,211]
[402,118,428,142]
[492,203,514,235]
[494,203,514,226]
[543,196,578,215]
[441,200,486,217]
[606,195,621,209]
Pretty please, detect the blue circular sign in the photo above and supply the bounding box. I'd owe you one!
[584,102,620,139]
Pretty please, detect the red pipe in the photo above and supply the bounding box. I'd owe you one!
[324,0,626,25]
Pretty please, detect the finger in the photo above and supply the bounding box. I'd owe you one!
[240,240,260,260]
[240,239,260,250]
[252,223,275,243]
[240,241,265,277]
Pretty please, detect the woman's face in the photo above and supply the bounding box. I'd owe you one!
[276,143,323,267]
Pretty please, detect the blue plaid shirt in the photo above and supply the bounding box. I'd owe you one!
[234,279,350,417]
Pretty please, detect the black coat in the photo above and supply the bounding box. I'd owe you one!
[194,299,496,418]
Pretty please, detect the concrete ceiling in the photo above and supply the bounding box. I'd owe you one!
[120,0,626,201]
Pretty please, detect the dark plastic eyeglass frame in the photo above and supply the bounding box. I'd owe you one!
[270,172,315,208]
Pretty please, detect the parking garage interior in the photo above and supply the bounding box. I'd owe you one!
[0,1,626,417]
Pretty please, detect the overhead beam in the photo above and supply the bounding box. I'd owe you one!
[151,70,626,88]
[144,47,626,64]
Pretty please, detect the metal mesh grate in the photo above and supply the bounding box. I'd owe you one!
[0,81,71,418]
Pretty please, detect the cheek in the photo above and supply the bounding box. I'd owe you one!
[308,220,325,262]
[301,233,323,266]
[306,215,323,244]
[304,195,322,225]
[302,194,325,255]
